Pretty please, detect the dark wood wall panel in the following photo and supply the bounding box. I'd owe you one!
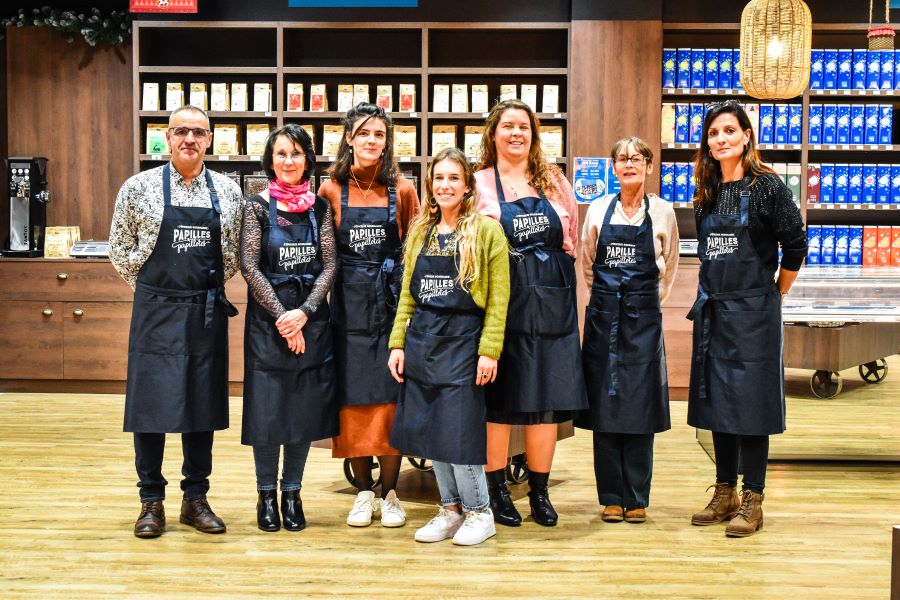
[6,27,133,240]
[569,20,663,195]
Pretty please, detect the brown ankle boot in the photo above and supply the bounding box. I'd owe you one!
[691,483,740,525]
[725,489,764,537]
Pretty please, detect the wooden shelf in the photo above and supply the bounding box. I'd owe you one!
[286,111,421,119]
[662,88,749,96]
[808,144,897,152]
[810,89,898,97]
[282,67,423,75]
[315,155,426,164]
[138,66,277,75]
[139,154,265,163]
[428,112,567,120]
[140,111,277,119]
[427,67,568,76]
[807,204,900,211]
[662,143,803,150]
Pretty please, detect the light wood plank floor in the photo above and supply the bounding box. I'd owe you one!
[1,356,898,599]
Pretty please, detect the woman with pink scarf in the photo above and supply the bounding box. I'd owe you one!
[239,124,338,532]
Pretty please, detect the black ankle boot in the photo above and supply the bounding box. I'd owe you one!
[281,490,306,532]
[486,469,521,527]
[257,489,280,532]
[527,471,558,526]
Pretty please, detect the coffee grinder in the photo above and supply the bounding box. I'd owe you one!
[4,157,50,257]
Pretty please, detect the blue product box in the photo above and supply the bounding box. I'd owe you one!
[823,49,838,89]
[705,49,719,88]
[852,49,868,89]
[810,49,824,89]
[674,103,690,143]
[834,164,849,203]
[848,164,862,203]
[691,49,705,89]
[688,162,697,200]
[662,48,677,88]
[877,164,892,204]
[774,104,789,144]
[882,50,895,90]
[867,50,881,89]
[759,104,774,144]
[849,226,863,265]
[836,104,851,145]
[676,48,691,88]
[660,162,675,201]
[893,165,900,204]
[689,103,705,144]
[862,164,877,203]
[837,49,852,89]
[895,49,900,89]
[808,104,823,144]
[718,49,733,89]
[807,225,821,265]
[823,104,837,144]
[834,225,849,265]
[674,162,688,202]
[788,104,803,145]
[865,104,879,145]
[820,225,836,265]
[879,104,893,145]
[734,49,743,89]
[820,164,835,203]
[850,104,865,145]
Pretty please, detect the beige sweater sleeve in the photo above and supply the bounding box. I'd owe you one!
[649,195,680,303]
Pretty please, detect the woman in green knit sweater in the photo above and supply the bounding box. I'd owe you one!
[388,147,510,546]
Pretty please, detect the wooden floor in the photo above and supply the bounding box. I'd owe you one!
[1,357,898,598]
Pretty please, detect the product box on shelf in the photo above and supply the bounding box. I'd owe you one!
[142,82,159,111]
[231,83,248,112]
[893,226,900,266]
[719,49,733,89]
[521,84,538,112]
[353,84,369,106]
[471,85,488,113]
[662,48,677,88]
[882,50,895,89]
[821,224,836,264]
[789,104,802,145]
[867,50,882,89]
[451,83,469,113]
[399,84,416,112]
[877,164,892,204]
[705,49,718,88]
[849,225,863,265]
[246,124,270,157]
[745,103,760,134]
[853,49,868,89]
[675,103,689,143]
[806,225,821,264]
[834,225,849,265]
[689,103,705,144]
[863,225,878,265]
[848,164,863,203]
[786,163,802,205]
[862,164,878,203]
[189,83,208,111]
[499,84,517,102]
[774,104,789,145]
[393,125,417,157]
[834,164,849,203]
[877,226,892,266]
[541,85,559,113]
[808,104,823,144]
[850,104,865,145]
[464,126,484,160]
[820,164,835,203]
[677,48,691,88]
[895,49,900,89]
[661,162,675,201]
[688,162,697,200]
[822,104,837,144]
[878,105,892,145]
[836,103,851,145]
[309,84,327,112]
[432,84,450,112]
[865,104,880,145]
[287,83,303,112]
[691,49,705,89]
[892,165,900,203]
[734,49,743,89]
[661,103,675,144]
[253,83,273,112]
[210,83,229,111]
[165,82,184,111]
[376,85,392,111]
[759,104,774,144]
[322,124,343,156]
[540,125,564,158]
[837,49,852,89]
[431,125,457,155]
[145,123,168,155]
[807,163,821,203]
[212,124,240,156]
[823,49,838,89]
[810,49,824,89]
[674,162,689,202]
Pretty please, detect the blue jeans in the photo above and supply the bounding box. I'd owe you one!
[432,461,489,512]
[252,443,311,492]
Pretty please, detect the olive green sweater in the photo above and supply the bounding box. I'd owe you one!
[389,214,511,359]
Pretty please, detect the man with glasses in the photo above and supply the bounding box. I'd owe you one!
[110,105,243,538]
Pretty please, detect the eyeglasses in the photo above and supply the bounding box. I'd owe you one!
[614,155,647,166]
[274,151,305,163]
[169,127,210,139]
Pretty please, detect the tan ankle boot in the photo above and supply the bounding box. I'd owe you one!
[725,489,764,537]
[691,483,740,525]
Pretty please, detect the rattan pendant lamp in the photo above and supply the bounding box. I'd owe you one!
[739,0,812,99]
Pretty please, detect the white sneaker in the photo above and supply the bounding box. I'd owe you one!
[414,507,465,542]
[452,508,497,546]
[380,490,407,528]
[347,490,377,527]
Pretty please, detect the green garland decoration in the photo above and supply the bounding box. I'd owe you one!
[0,6,132,46]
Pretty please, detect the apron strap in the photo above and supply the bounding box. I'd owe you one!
[268,195,319,246]
[162,163,221,214]
[342,180,397,225]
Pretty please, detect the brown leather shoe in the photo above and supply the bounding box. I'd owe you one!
[180,498,226,534]
[601,505,624,522]
[725,489,764,537]
[691,483,740,525]
[624,508,647,523]
[134,500,165,538]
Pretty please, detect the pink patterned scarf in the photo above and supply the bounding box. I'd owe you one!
[269,178,316,212]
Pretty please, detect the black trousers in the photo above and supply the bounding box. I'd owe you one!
[592,431,655,509]
[134,431,214,501]
[712,431,769,494]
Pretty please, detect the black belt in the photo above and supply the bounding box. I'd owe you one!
[137,276,238,328]
[342,255,399,310]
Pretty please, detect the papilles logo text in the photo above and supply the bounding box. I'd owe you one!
[278,242,316,269]
[348,224,386,252]
[418,274,455,302]
[172,225,211,254]
[604,242,638,267]
[512,212,550,241]
[705,232,739,258]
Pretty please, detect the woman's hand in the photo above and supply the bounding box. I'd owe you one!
[285,330,306,355]
[388,348,405,383]
[276,308,308,337]
[475,356,498,386]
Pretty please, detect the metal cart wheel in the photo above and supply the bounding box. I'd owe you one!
[505,453,529,484]
[407,456,433,471]
[858,358,888,384]
[810,370,843,399]
[343,457,381,489]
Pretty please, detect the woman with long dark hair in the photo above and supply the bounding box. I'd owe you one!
[687,100,806,537]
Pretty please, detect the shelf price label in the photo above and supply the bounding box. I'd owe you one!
[218,155,230,161]
[151,154,162,161]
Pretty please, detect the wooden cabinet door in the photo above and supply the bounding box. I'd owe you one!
[0,301,63,379]
[62,302,132,380]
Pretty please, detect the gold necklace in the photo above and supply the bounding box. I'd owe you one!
[350,169,375,201]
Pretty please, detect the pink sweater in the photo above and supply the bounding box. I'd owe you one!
[474,167,579,258]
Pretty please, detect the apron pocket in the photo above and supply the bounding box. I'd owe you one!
[620,309,663,360]
[338,281,377,333]
[508,283,577,336]
[709,309,774,362]
[295,320,333,371]
[405,327,478,386]
[131,301,198,355]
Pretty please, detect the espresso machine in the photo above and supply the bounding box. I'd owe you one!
[4,157,49,257]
